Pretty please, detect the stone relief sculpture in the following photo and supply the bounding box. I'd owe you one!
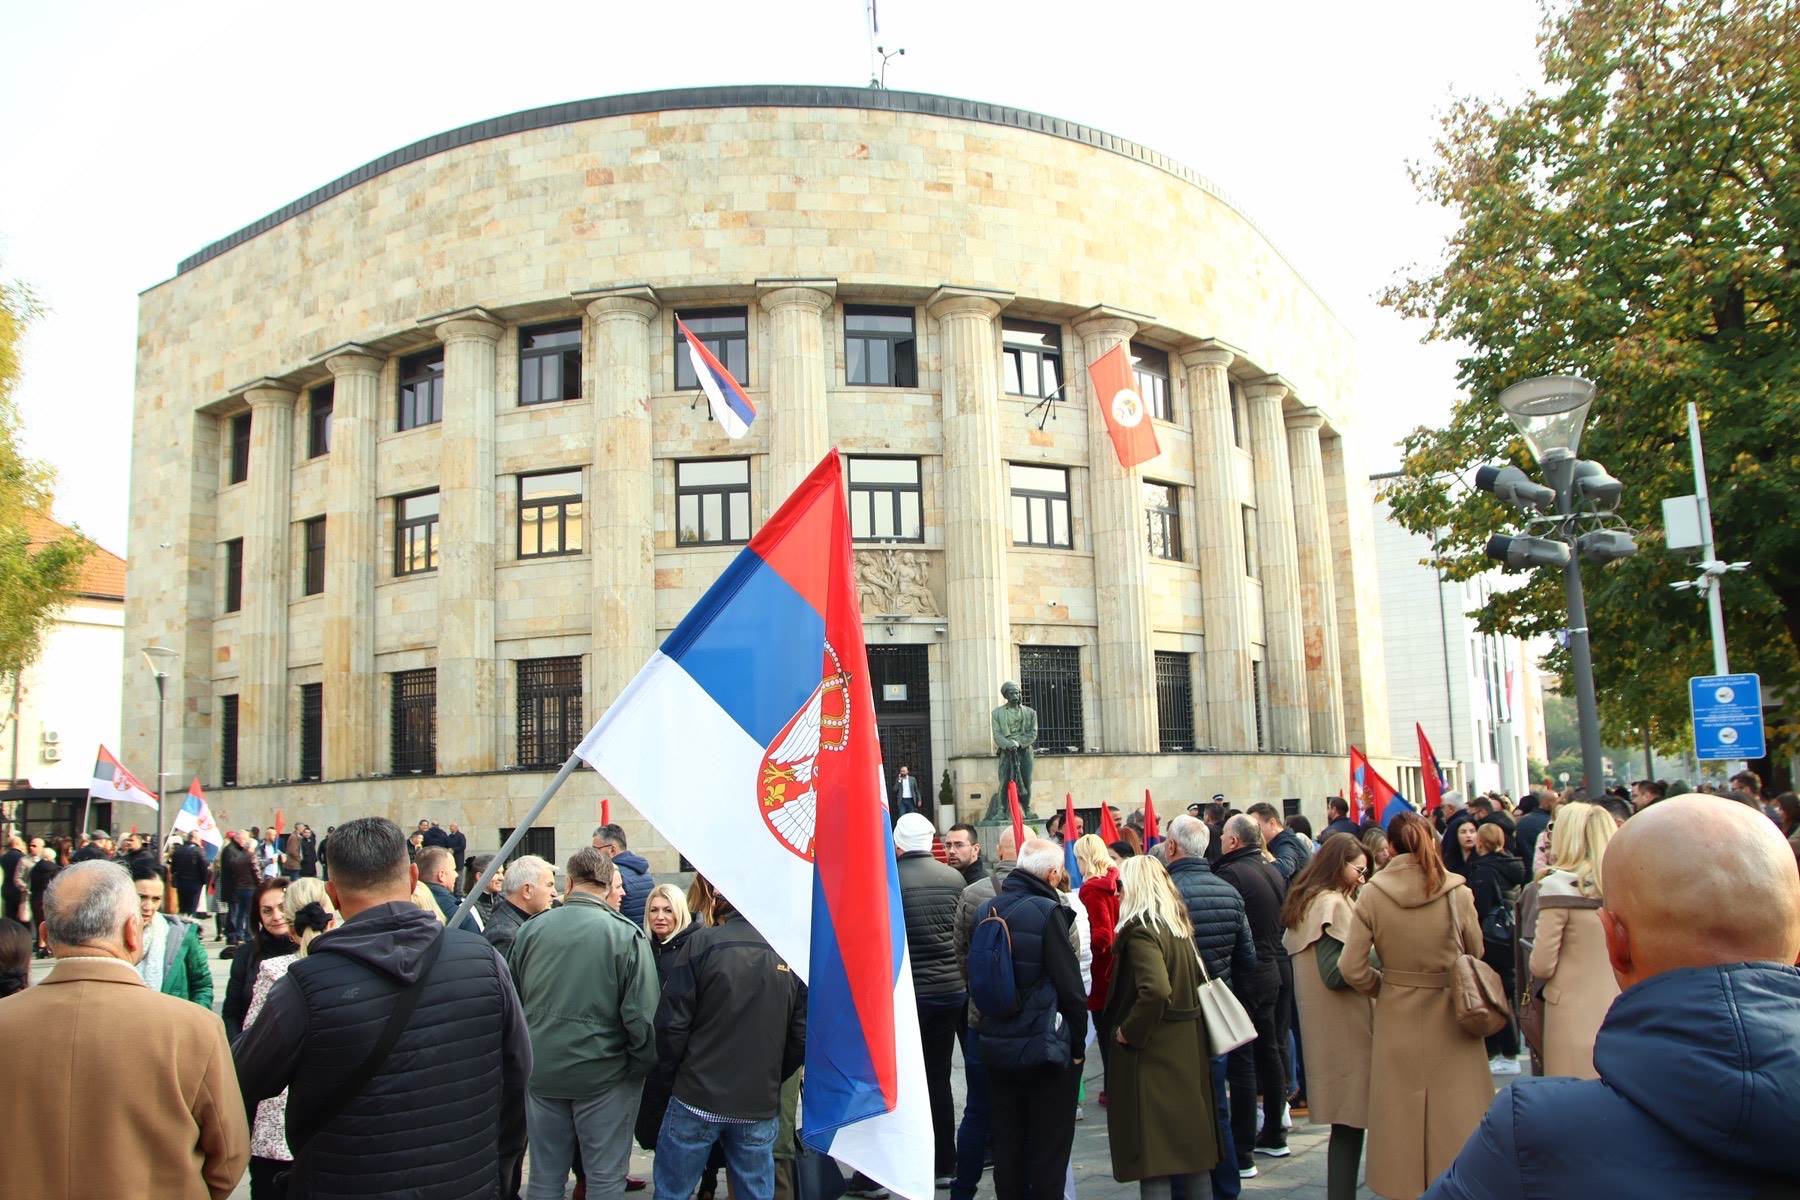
[854,549,941,617]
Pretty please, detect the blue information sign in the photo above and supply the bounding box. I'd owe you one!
[1689,673,1765,761]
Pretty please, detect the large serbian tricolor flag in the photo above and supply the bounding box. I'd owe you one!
[678,317,757,439]
[1349,746,1414,830]
[172,779,225,861]
[577,450,929,1199]
[88,745,158,809]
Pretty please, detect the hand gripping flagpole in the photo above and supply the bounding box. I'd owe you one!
[447,749,586,931]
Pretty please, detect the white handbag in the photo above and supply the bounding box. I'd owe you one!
[1193,942,1258,1054]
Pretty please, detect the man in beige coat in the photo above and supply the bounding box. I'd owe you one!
[0,860,249,1199]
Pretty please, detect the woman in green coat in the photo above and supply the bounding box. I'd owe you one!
[131,867,213,1009]
[1102,855,1219,1198]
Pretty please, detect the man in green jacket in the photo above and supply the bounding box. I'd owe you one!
[508,846,660,1200]
[129,867,213,1009]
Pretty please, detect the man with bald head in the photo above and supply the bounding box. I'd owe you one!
[1425,794,1800,1198]
[0,861,250,1198]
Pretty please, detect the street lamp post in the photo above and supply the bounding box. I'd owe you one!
[142,646,179,853]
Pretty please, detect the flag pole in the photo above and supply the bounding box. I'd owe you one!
[447,749,586,931]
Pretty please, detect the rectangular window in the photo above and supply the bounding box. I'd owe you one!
[518,470,583,558]
[516,657,584,768]
[1020,645,1084,753]
[1251,660,1267,752]
[674,308,750,389]
[398,349,444,431]
[845,305,917,388]
[1010,464,1072,548]
[298,682,322,782]
[1242,506,1259,577]
[676,459,752,546]
[1131,343,1172,422]
[848,456,923,542]
[228,413,251,484]
[499,826,557,867]
[395,491,440,576]
[224,539,244,613]
[391,668,436,775]
[1002,320,1064,400]
[303,516,326,596]
[308,383,334,458]
[519,321,583,405]
[1155,651,1195,753]
[1143,480,1182,561]
[219,694,239,787]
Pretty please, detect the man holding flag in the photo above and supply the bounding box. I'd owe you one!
[169,779,221,917]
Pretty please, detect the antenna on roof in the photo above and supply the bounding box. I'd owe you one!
[866,0,904,89]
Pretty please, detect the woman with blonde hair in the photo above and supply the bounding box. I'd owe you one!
[1102,855,1219,1198]
[1529,802,1618,1079]
[643,882,694,967]
[1360,827,1392,875]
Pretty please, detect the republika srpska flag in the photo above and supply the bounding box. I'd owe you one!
[88,745,158,809]
[1416,723,1447,814]
[1349,746,1413,830]
[172,779,225,861]
[1087,342,1161,469]
[678,317,757,439]
[577,450,930,1200]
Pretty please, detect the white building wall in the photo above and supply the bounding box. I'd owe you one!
[9,598,125,788]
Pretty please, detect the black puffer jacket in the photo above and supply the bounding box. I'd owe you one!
[1167,856,1256,987]
[897,850,968,1001]
[1213,846,1288,972]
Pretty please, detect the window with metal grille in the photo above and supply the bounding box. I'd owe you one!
[398,349,444,431]
[391,669,436,775]
[1155,651,1195,752]
[845,306,917,387]
[298,683,322,781]
[1144,481,1182,561]
[1242,505,1259,577]
[1131,343,1172,422]
[308,383,333,457]
[1003,320,1063,399]
[1010,464,1071,548]
[1251,660,1267,751]
[674,308,750,390]
[1020,645,1084,753]
[396,491,439,576]
[519,471,583,558]
[220,694,239,787]
[520,321,583,405]
[516,657,583,768]
[499,826,557,867]
[224,539,244,612]
[676,459,751,545]
[848,456,922,542]
[303,517,326,595]
[228,413,251,484]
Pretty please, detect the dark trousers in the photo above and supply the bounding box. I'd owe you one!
[988,1064,1079,1200]
[950,1026,991,1200]
[1225,969,1284,1161]
[918,1002,961,1175]
[176,883,202,916]
[248,1155,288,1198]
[1483,944,1521,1058]
[1273,954,1295,1099]
[1207,1054,1240,1199]
[230,886,256,944]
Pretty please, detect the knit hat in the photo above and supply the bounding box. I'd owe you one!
[893,812,936,854]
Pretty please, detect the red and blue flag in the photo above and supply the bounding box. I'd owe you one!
[1416,723,1446,814]
[678,317,756,439]
[1350,745,1413,830]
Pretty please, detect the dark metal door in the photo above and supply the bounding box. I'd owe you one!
[868,645,934,822]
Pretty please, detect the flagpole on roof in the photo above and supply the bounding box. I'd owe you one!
[447,749,585,931]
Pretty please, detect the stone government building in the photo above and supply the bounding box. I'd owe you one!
[124,86,1396,871]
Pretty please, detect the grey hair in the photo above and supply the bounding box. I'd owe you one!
[503,855,554,895]
[44,861,136,947]
[1015,837,1063,881]
[1167,814,1212,860]
[1441,790,1465,810]
[1224,813,1264,850]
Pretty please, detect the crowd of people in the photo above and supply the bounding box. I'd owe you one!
[0,774,1795,1200]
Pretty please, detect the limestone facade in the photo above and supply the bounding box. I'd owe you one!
[125,88,1394,869]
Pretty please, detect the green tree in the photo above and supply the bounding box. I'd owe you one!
[1383,0,1800,757]
[0,269,90,681]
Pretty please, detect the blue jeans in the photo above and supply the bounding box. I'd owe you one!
[654,1100,778,1200]
[950,1025,991,1200]
[1208,1054,1240,1199]
[230,886,255,943]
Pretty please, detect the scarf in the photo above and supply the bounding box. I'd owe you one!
[137,915,169,992]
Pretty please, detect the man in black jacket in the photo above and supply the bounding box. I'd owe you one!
[169,833,209,916]
[652,888,805,1200]
[1321,796,1360,842]
[1166,815,1256,1197]
[1468,795,1516,853]
[1215,814,1293,1169]
[482,855,557,958]
[233,817,531,1199]
[894,812,968,1185]
[1248,803,1310,881]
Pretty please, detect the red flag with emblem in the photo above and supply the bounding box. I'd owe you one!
[1087,343,1161,469]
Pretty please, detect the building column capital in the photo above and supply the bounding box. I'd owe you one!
[317,343,384,379]
[757,280,836,316]
[1178,339,1240,372]
[1242,375,1292,404]
[927,286,1011,323]
[579,285,660,324]
[1284,406,1327,433]
[423,307,503,345]
[239,379,299,411]
[1072,306,1142,344]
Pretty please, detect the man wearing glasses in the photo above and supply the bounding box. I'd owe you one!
[943,824,987,885]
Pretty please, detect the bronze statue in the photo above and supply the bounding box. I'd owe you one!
[989,681,1038,816]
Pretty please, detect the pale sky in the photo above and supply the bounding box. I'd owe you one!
[0,0,1543,558]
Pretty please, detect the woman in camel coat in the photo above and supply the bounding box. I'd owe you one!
[1341,813,1493,1200]
[1529,802,1619,1079]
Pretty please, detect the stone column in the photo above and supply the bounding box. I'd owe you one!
[433,310,503,773]
[1244,377,1310,752]
[237,381,297,784]
[758,282,835,502]
[319,347,382,779]
[1073,309,1156,754]
[928,288,1013,761]
[1180,344,1256,750]
[1286,408,1346,752]
[584,288,659,720]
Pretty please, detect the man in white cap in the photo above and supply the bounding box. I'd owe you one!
[893,812,968,1188]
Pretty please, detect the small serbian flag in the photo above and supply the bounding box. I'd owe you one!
[1416,723,1446,813]
[1350,746,1413,829]
[679,317,756,439]
[1062,793,1083,886]
[172,780,225,861]
[1087,342,1161,469]
[88,745,158,809]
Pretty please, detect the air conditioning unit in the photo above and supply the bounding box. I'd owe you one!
[41,730,60,745]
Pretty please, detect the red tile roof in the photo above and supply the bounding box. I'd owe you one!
[21,510,125,601]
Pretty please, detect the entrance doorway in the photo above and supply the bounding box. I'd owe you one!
[868,645,934,823]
